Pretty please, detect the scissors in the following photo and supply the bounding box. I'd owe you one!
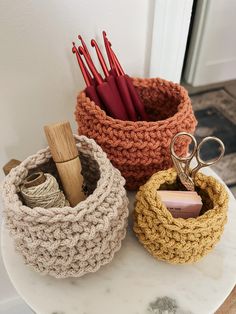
[170,132,225,191]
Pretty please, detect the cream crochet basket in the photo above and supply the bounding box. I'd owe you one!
[1,135,129,278]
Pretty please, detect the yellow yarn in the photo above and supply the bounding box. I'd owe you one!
[133,168,229,264]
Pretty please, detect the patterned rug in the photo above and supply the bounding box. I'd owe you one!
[190,89,236,197]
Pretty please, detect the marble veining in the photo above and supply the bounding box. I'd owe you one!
[1,168,236,314]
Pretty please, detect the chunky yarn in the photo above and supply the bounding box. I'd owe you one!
[1,135,129,278]
[133,168,228,264]
[75,77,197,190]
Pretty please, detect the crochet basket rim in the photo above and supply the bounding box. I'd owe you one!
[1,134,121,216]
[76,77,190,129]
[138,168,228,227]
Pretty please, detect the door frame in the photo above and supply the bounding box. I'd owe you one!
[149,0,194,83]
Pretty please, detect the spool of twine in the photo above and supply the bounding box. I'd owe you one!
[21,172,69,208]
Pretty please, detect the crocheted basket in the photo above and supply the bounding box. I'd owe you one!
[1,135,129,278]
[133,168,228,264]
[75,77,197,190]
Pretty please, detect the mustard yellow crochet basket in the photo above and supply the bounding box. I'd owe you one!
[133,168,228,264]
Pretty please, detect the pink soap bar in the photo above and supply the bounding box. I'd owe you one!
[157,191,202,219]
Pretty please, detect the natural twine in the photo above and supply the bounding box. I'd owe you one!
[21,173,69,208]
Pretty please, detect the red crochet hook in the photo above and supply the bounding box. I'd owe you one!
[91,39,110,77]
[78,46,103,84]
[91,39,128,120]
[79,46,128,120]
[103,36,137,121]
[78,35,92,60]
[102,31,118,77]
[72,42,92,86]
[110,47,125,76]
[72,43,103,108]
[102,31,114,71]
[78,35,103,84]
[109,43,148,121]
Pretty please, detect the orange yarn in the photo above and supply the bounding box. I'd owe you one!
[75,77,197,190]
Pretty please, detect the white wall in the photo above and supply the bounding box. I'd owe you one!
[0,0,153,181]
[0,0,153,305]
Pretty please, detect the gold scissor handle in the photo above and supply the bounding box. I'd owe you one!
[191,136,225,179]
[170,132,197,190]
[170,132,197,175]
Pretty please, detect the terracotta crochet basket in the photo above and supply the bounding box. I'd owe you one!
[133,168,228,264]
[1,135,129,278]
[75,77,197,190]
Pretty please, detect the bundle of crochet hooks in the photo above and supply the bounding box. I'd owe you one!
[72,31,147,121]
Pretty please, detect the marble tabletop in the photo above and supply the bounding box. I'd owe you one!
[1,168,236,314]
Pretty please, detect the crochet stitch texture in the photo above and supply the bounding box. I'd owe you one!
[1,135,129,278]
[75,77,197,190]
[133,168,228,264]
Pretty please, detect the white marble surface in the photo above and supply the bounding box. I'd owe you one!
[1,168,236,314]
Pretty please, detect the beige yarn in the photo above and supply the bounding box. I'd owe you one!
[133,168,228,264]
[20,173,69,208]
[1,135,129,278]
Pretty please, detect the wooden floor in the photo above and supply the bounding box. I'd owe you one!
[215,286,236,313]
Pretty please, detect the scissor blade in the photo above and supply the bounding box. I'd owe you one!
[171,155,184,176]
[178,173,195,191]
[171,156,195,191]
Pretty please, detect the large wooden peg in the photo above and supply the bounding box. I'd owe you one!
[44,121,85,206]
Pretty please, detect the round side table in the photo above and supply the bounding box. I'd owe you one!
[1,168,236,314]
